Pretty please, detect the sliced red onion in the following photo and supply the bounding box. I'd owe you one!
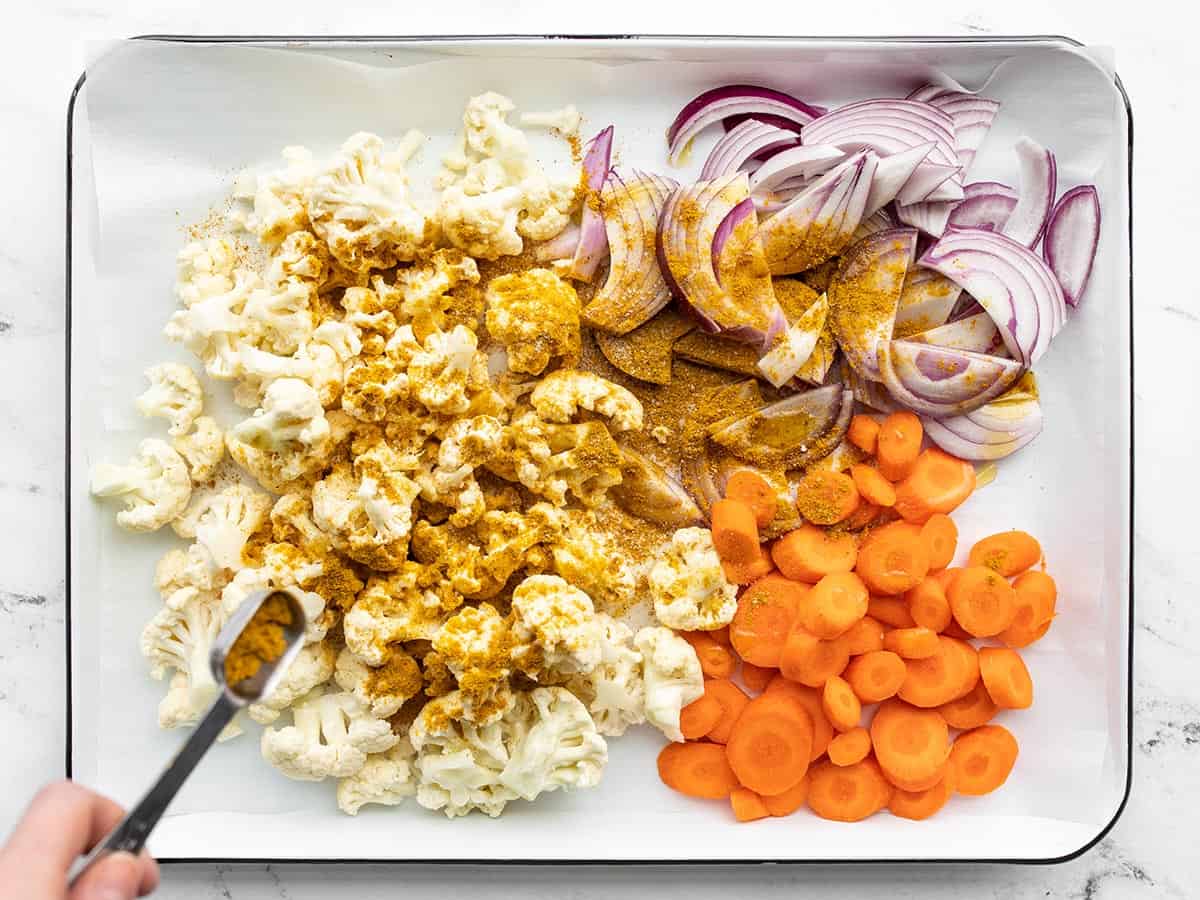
[757,289,828,388]
[908,312,1003,355]
[748,145,847,193]
[668,85,825,164]
[863,142,936,217]
[945,181,1018,232]
[828,226,918,379]
[847,365,900,412]
[1043,185,1101,308]
[878,340,1024,416]
[895,199,958,238]
[568,126,613,282]
[700,119,799,179]
[907,86,1000,174]
[894,267,961,334]
[709,385,850,468]
[1003,137,1057,248]
[920,227,1066,366]
[722,112,811,133]
[922,377,1043,460]
[611,445,704,526]
[852,208,896,241]
[758,151,877,275]
[897,162,964,206]
[534,222,581,262]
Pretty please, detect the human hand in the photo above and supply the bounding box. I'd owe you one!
[0,781,159,899]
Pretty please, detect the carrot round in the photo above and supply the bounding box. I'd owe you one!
[762,776,809,817]
[883,626,940,660]
[764,677,834,760]
[771,524,857,583]
[844,650,906,704]
[680,693,724,740]
[682,632,737,679]
[711,498,761,563]
[722,546,776,585]
[843,502,883,531]
[893,449,976,524]
[741,662,776,694]
[950,638,981,699]
[876,411,923,481]
[851,464,897,508]
[898,636,976,708]
[848,414,881,454]
[866,597,917,629]
[827,726,872,766]
[999,570,1058,648]
[942,619,974,641]
[710,625,732,647]
[888,768,956,821]
[979,647,1034,709]
[794,469,861,526]
[822,674,862,732]
[725,694,814,795]
[803,572,869,639]
[842,616,886,655]
[704,678,752,744]
[930,566,963,593]
[968,530,1042,576]
[725,470,778,529]
[948,566,1018,637]
[730,574,806,667]
[658,742,741,799]
[870,698,950,791]
[856,526,930,595]
[779,629,850,688]
[730,786,770,822]
[906,578,953,633]
[950,725,1019,796]
[807,757,892,822]
[920,513,958,570]
[937,681,998,730]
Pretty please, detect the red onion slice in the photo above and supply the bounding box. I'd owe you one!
[700,119,800,179]
[1043,184,1101,308]
[895,199,957,238]
[1003,137,1057,248]
[534,222,581,262]
[864,142,936,216]
[907,86,1001,174]
[749,145,847,193]
[722,112,810,134]
[847,365,900,413]
[922,376,1043,460]
[894,267,961,335]
[878,340,1024,416]
[945,181,1018,232]
[568,127,614,281]
[668,85,825,164]
[852,208,897,241]
[757,290,829,388]
[908,312,1003,355]
[897,163,963,206]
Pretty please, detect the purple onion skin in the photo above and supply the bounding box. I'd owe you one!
[1043,184,1101,308]
[667,85,825,147]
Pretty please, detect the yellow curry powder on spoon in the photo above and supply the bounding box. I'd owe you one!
[224,594,294,686]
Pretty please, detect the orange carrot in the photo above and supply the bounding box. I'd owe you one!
[741,662,776,694]
[898,636,977,708]
[948,566,1018,637]
[725,694,814,795]
[999,570,1058,648]
[920,513,958,570]
[856,526,930,596]
[893,449,976,524]
[722,546,776,585]
[930,566,963,594]
[968,530,1042,576]
[842,616,886,655]
[822,674,862,732]
[795,469,861,526]
[681,632,737,679]
[843,502,883,531]
[950,725,1019,796]
[888,768,957,821]
[762,776,809,817]
[807,757,892,822]
[906,578,953,633]
[867,597,918,629]
[844,650,907,704]
[876,411,923,481]
[949,638,982,700]
[779,628,850,688]
[704,678,752,744]
[883,626,940,660]
[725,470,779,529]
[870,698,950,791]
[942,619,974,641]
[764,677,834,761]
[730,574,806,667]
[730,786,770,822]
[680,693,724,740]
[937,681,999,730]
[978,647,1034,709]
[658,742,741,799]
[827,726,872,766]
[710,625,732,647]
[851,464,897,508]
[802,572,870,639]
[848,414,881,454]
[771,524,857,583]
[711,498,761,563]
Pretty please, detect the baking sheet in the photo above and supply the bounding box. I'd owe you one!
[68,36,1131,862]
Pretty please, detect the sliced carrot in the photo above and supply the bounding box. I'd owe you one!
[710,625,732,647]
[741,662,776,694]
[870,698,950,792]
[936,681,999,730]
[949,638,982,700]
[725,470,779,529]
[730,786,770,822]
[920,513,958,570]
[948,566,1018,637]
[856,526,930,596]
[802,572,869,639]
[844,650,906,704]
[764,677,834,761]
[893,449,976,524]
[711,498,761,564]
[722,546,775,585]
[729,574,806,667]
[842,616,886,655]
[851,464,897,508]
[771,524,857,583]
[979,647,1034,710]
[950,725,1019,796]
[827,726,872,766]
[930,566,964,593]
[999,571,1058,648]
[842,502,882,531]
[968,530,1042,576]
[680,693,724,740]
[867,597,918,629]
[822,674,862,732]
[807,757,892,822]
[725,694,814,795]
[898,636,976,708]
[704,678,752,744]
[657,741,740,799]
[942,619,974,641]
[779,628,850,688]
[888,768,957,821]
[848,414,881,455]
[762,776,809,817]
[681,632,737,679]
[795,469,861,526]
[906,578,953,633]
[883,626,940,660]
[876,411,923,481]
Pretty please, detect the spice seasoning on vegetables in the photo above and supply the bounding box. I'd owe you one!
[224,593,293,686]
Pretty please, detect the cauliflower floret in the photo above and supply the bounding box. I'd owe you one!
[171,483,273,570]
[173,416,225,482]
[175,237,238,305]
[234,145,317,245]
[135,363,204,437]
[379,249,480,340]
[269,492,331,552]
[166,246,259,381]
[432,603,515,726]
[343,564,460,665]
[498,687,607,803]
[248,639,337,725]
[519,105,582,136]
[337,739,417,815]
[231,378,330,453]
[265,230,329,291]
[531,370,644,432]
[648,527,738,632]
[438,181,526,261]
[634,626,704,743]
[221,545,331,644]
[90,438,192,532]
[334,645,422,718]
[141,586,224,729]
[544,509,638,611]
[566,615,646,737]
[341,285,398,342]
[484,269,581,375]
[260,686,399,782]
[413,415,502,527]
[225,408,353,494]
[242,277,316,356]
[409,325,488,416]
[509,575,602,680]
[155,543,224,597]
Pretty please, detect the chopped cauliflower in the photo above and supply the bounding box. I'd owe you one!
[531,369,644,432]
[544,509,638,610]
[135,363,204,437]
[155,543,225,597]
[242,278,317,357]
[173,416,225,482]
[334,645,423,718]
[261,686,399,782]
[269,492,332,552]
[413,415,502,527]
[634,627,704,743]
[248,639,337,725]
[409,325,488,415]
[519,105,582,136]
[233,145,317,245]
[498,687,607,802]
[509,575,603,680]
[172,483,272,570]
[432,603,515,725]
[90,438,192,532]
[226,408,353,494]
[484,269,581,374]
[648,527,738,632]
[337,739,417,815]
[343,565,460,665]
[221,545,331,645]
[378,248,480,340]
[566,615,646,737]
[166,242,258,381]
[141,586,224,729]
[232,378,330,453]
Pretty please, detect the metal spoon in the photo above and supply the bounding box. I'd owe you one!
[67,588,308,886]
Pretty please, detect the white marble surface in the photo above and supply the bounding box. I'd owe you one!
[0,0,1193,896]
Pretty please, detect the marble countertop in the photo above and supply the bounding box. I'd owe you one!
[1,1,1193,896]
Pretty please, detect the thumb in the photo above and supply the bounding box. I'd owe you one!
[70,851,142,900]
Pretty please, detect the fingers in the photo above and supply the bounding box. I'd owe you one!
[69,850,142,900]
[137,849,160,897]
[4,781,126,873]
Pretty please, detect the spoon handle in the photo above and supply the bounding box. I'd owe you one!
[67,691,238,886]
